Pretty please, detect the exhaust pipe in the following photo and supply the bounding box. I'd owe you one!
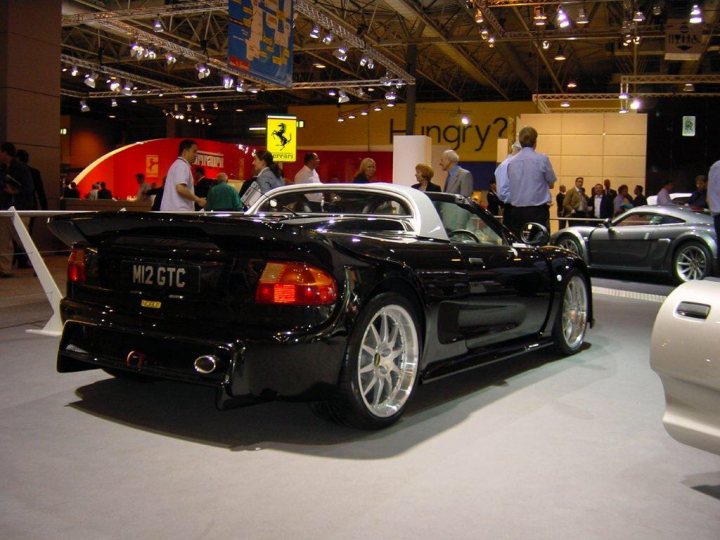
[194,355,219,374]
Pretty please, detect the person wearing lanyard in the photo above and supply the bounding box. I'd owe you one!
[160,139,206,211]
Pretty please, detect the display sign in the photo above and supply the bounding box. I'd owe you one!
[682,116,696,137]
[665,20,703,61]
[228,0,294,87]
[266,115,297,162]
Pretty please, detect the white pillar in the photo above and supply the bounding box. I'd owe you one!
[392,135,432,187]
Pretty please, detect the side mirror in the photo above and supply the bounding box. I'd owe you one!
[601,218,611,228]
[520,222,550,246]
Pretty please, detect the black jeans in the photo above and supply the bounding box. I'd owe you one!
[508,205,550,239]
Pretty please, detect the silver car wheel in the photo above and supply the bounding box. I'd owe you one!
[557,236,582,257]
[674,244,708,282]
[357,304,419,418]
[561,275,588,351]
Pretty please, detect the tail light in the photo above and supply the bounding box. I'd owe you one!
[67,247,86,283]
[255,261,337,306]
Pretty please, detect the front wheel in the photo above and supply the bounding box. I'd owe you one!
[326,293,421,429]
[672,242,711,283]
[552,271,589,355]
[556,235,583,259]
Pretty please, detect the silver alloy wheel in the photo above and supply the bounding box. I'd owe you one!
[675,244,708,282]
[557,236,581,257]
[357,304,419,418]
[561,275,588,351]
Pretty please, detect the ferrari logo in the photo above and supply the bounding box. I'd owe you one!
[266,115,297,162]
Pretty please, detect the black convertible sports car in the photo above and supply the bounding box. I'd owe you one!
[48,183,592,429]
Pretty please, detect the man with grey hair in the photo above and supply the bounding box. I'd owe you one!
[506,126,556,236]
[439,149,474,197]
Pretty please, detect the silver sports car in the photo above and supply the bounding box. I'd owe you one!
[551,205,717,283]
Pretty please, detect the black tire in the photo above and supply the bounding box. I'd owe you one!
[325,292,421,429]
[552,270,589,355]
[102,367,157,382]
[556,235,583,259]
[672,241,711,284]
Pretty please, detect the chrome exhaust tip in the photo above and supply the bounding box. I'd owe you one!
[194,355,218,374]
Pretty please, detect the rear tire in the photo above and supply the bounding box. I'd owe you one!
[552,271,589,355]
[672,242,711,283]
[326,292,421,429]
[556,235,583,259]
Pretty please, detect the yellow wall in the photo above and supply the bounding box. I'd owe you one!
[520,112,648,195]
[288,101,538,161]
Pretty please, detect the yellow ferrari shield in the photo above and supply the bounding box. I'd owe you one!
[266,115,297,162]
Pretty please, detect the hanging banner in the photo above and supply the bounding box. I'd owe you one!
[228,0,294,87]
[665,19,703,61]
[266,115,297,162]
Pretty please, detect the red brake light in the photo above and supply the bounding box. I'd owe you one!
[255,262,337,306]
[67,247,86,283]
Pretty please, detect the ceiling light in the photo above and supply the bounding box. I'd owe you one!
[683,83,695,92]
[554,46,566,61]
[618,89,629,99]
[80,100,90,113]
[557,7,570,29]
[153,18,164,32]
[196,63,210,79]
[619,105,628,114]
[360,110,368,116]
[633,10,645,23]
[474,9,484,24]
[337,117,344,123]
[109,79,121,92]
[560,101,570,108]
[373,104,383,112]
[689,4,702,24]
[130,99,137,103]
[122,80,133,96]
[385,90,397,101]
[309,24,320,39]
[460,115,471,125]
[83,72,97,88]
[348,114,356,119]
[222,75,235,89]
[111,98,118,107]
[533,7,547,26]
[333,48,347,61]
[630,97,642,110]
[576,8,589,25]
[322,32,333,44]
[70,65,79,76]
[108,115,116,119]
[386,102,395,108]
[313,62,326,69]
[165,52,177,65]
[236,80,246,92]
[567,80,577,89]
[145,47,157,60]
[338,90,350,104]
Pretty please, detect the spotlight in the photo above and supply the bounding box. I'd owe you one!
[366,57,374,69]
[84,72,97,88]
[222,75,235,89]
[385,90,397,101]
[480,28,489,40]
[80,100,90,113]
[333,47,347,62]
[213,102,219,110]
[633,10,645,23]
[338,90,350,104]
[567,80,577,89]
[70,65,79,77]
[337,117,344,123]
[630,97,642,110]
[373,104,383,112]
[380,72,393,86]
[322,32,333,44]
[533,6,547,26]
[328,89,337,97]
[153,18,164,32]
[576,8,589,25]
[196,63,210,79]
[145,47,157,60]
[474,9,484,24]
[187,104,192,112]
[122,80,133,96]
[130,42,144,59]
[554,46,566,61]
[488,35,495,47]
[633,35,641,45]
[386,102,395,108]
[347,114,356,119]
[309,25,320,39]
[542,40,550,50]
[200,103,206,111]
[236,80,246,92]
[359,55,368,67]
[560,101,570,108]
[360,110,368,116]
[557,7,570,29]
[165,52,177,65]
[618,88,629,99]
[111,98,118,107]
[109,79,121,92]
[683,83,695,92]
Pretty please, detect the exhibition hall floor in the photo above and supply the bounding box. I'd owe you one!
[1,266,718,539]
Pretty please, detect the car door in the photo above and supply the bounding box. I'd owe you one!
[587,211,657,268]
[436,200,552,350]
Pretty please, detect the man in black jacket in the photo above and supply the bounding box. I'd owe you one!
[590,183,614,221]
[0,142,35,276]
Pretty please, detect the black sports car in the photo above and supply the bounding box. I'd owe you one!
[551,205,717,284]
[48,183,592,429]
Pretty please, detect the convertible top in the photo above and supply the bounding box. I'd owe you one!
[249,183,451,241]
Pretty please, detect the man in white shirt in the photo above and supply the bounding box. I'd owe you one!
[160,139,206,211]
[294,152,321,201]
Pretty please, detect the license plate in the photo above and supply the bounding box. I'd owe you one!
[128,262,200,291]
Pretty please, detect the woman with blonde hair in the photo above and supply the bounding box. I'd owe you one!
[412,163,441,192]
[353,158,376,183]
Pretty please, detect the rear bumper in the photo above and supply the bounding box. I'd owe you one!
[58,316,347,407]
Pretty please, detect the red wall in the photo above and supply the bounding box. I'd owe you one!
[74,139,393,200]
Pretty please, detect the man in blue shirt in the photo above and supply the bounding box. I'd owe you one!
[506,127,556,237]
[495,141,521,224]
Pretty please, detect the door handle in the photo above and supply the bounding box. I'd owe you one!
[468,257,485,265]
[676,301,710,320]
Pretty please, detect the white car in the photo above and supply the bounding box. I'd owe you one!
[646,192,691,205]
[650,278,720,455]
